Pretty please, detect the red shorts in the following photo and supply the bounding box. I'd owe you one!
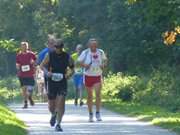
[84,75,102,88]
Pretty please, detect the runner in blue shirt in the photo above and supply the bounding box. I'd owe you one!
[37,35,56,92]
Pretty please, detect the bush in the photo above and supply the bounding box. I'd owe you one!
[135,66,180,111]
[102,66,180,112]
[102,72,138,101]
[0,77,21,100]
[0,76,20,90]
[118,86,134,101]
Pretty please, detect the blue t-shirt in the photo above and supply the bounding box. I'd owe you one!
[37,48,50,65]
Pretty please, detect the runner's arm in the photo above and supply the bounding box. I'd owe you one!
[40,53,51,77]
[77,51,91,69]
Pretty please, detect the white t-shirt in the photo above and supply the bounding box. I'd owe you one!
[78,48,107,76]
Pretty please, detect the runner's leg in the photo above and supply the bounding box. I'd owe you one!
[94,82,102,121]
[27,85,34,106]
[56,95,65,124]
[86,86,93,113]
[79,85,84,106]
[94,83,102,112]
[55,95,65,131]
[48,99,56,115]
[79,75,84,106]
[74,87,78,105]
[73,75,78,105]
[48,99,57,127]
[22,86,28,108]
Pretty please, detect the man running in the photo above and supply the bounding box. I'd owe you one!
[72,44,84,106]
[78,38,107,122]
[37,35,56,92]
[16,41,36,108]
[40,39,74,132]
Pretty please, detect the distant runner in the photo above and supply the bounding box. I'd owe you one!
[35,66,46,102]
[16,42,36,109]
[40,39,74,132]
[78,38,107,122]
[72,44,84,106]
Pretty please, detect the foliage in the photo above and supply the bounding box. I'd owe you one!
[0,77,21,100]
[0,101,26,135]
[103,67,180,112]
[102,73,138,101]
[0,85,26,135]
[0,40,18,76]
[136,66,180,112]
[163,26,180,45]
[0,0,179,75]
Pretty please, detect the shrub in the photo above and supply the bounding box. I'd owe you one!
[102,72,138,101]
[102,66,180,112]
[134,66,180,112]
[118,86,134,101]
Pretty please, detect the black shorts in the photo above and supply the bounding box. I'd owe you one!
[19,77,35,87]
[47,78,67,100]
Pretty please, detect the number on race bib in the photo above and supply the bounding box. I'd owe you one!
[21,65,30,72]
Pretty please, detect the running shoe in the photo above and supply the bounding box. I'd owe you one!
[29,97,35,106]
[22,101,28,109]
[55,124,63,132]
[96,112,102,121]
[89,113,94,122]
[50,114,56,127]
[80,101,84,106]
[74,99,78,106]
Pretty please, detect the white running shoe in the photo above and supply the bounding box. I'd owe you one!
[89,113,94,122]
[96,112,102,121]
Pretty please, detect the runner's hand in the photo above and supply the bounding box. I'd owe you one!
[30,59,35,65]
[16,64,20,70]
[84,64,91,70]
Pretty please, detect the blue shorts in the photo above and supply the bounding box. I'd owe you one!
[73,74,83,88]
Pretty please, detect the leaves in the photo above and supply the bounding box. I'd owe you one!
[0,40,18,52]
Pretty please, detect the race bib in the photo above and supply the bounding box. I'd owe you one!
[89,67,101,74]
[51,73,63,82]
[21,65,30,72]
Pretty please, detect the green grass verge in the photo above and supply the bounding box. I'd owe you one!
[0,88,27,135]
[103,99,180,135]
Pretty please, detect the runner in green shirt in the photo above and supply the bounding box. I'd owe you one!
[72,44,84,106]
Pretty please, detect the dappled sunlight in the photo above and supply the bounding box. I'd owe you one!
[152,117,180,125]
[163,26,180,46]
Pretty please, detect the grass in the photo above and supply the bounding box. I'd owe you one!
[103,99,180,135]
[0,101,27,135]
[0,87,27,135]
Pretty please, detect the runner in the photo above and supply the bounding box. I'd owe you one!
[37,34,56,92]
[40,39,74,132]
[78,38,107,122]
[71,44,84,106]
[35,66,46,102]
[16,41,36,109]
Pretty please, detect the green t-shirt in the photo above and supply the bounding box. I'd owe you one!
[71,52,83,74]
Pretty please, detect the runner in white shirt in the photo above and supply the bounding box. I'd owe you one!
[78,38,107,122]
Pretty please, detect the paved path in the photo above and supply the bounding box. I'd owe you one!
[9,103,177,135]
